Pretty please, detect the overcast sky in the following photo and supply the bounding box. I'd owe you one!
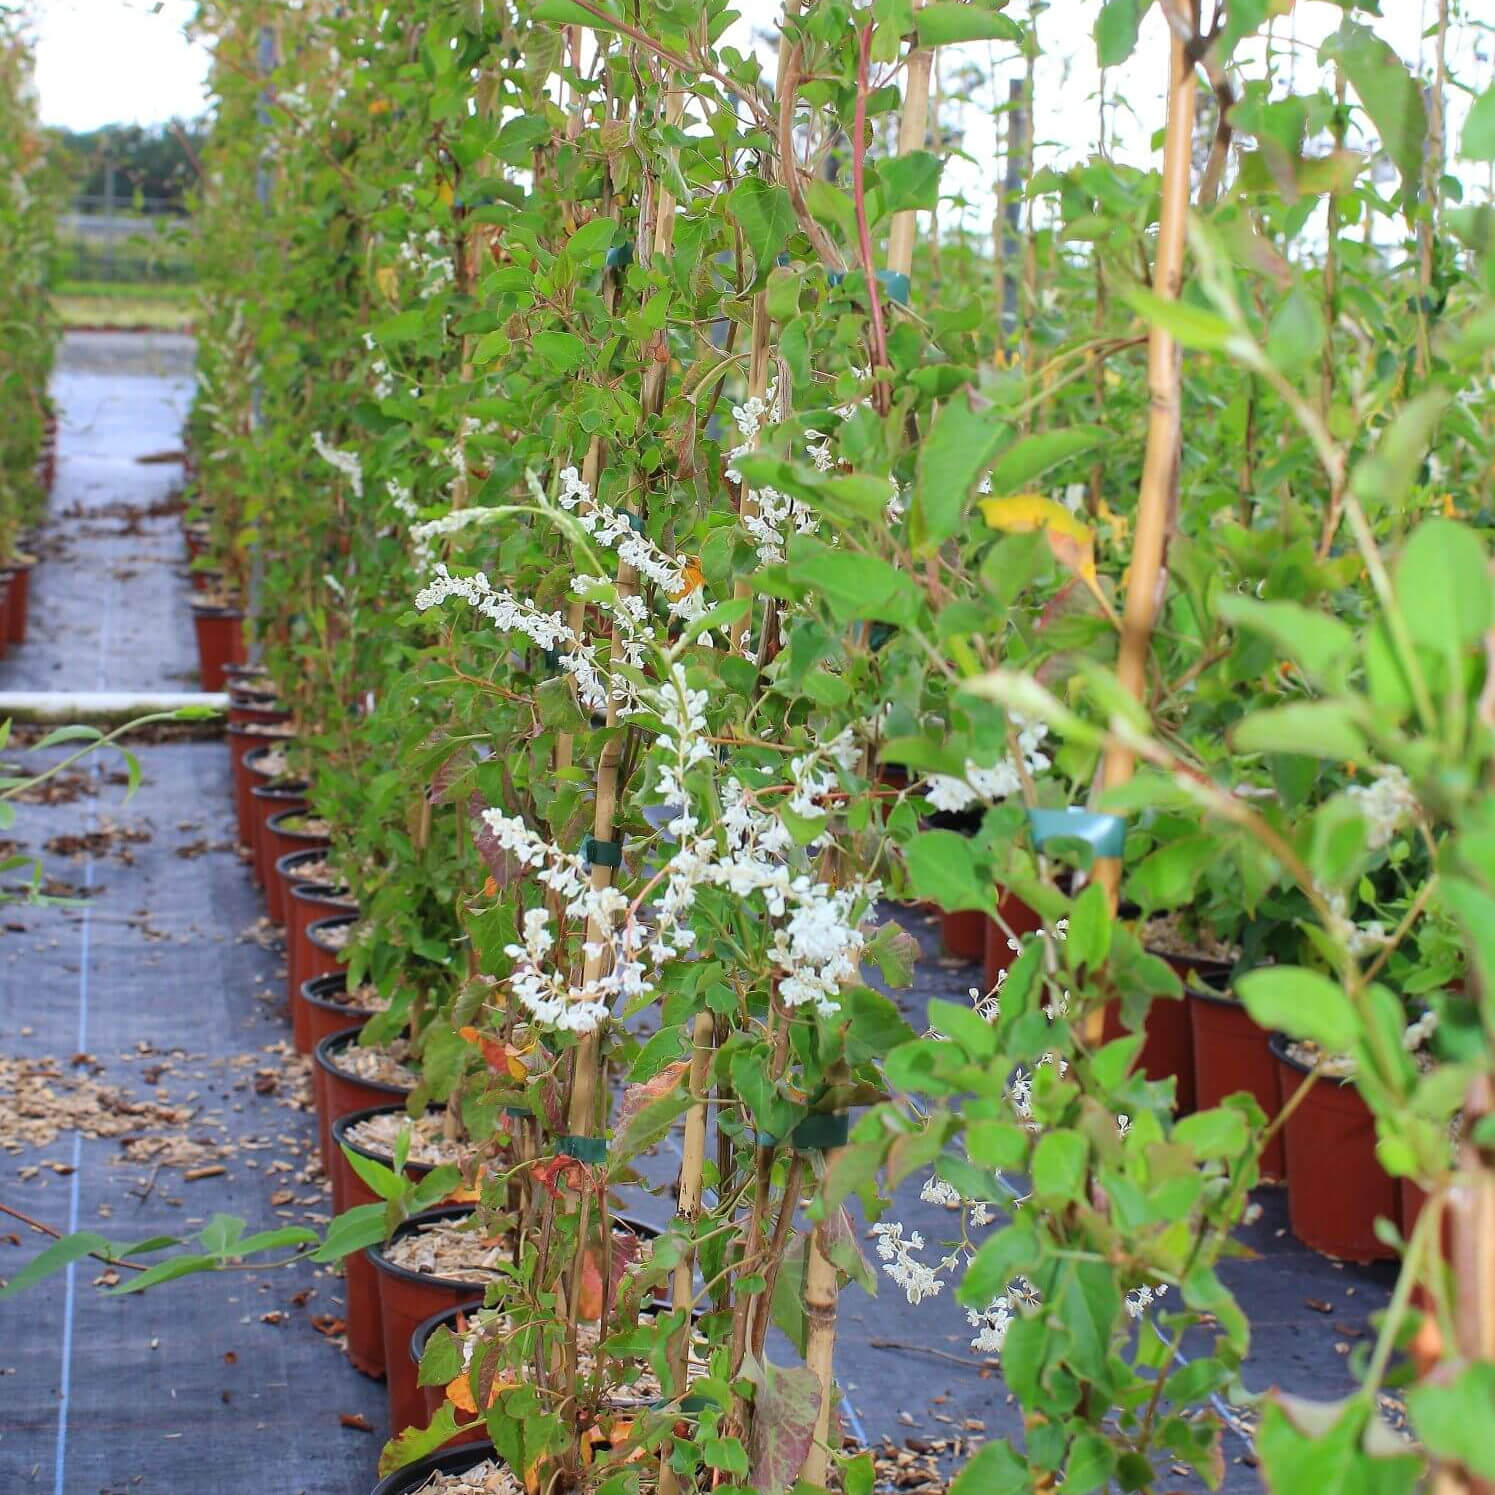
[26,0,1491,233]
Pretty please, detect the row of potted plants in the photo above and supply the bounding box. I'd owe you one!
[11,3,1495,1493]
[0,16,60,659]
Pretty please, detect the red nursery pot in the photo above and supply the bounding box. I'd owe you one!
[249,782,309,918]
[409,1301,491,1447]
[314,1027,414,1177]
[1271,1033,1398,1263]
[290,891,360,1041]
[3,562,32,645]
[191,603,246,692]
[1188,987,1285,1180]
[234,734,295,858]
[305,913,357,984]
[301,971,380,1057]
[940,908,988,961]
[227,687,290,729]
[370,1207,501,1436]
[982,889,1046,992]
[266,808,331,913]
[330,1105,447,1380]
[0,576,9,660]
[1101,995,1196,1114]
[371,1443,503,1495]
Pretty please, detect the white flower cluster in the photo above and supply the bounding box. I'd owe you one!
[726,383,820,565]
[1348,765,1417,851]
[1319,885,1391,960]
[870,1222,960,1306]
[312,431,364,498]
[923,717,1052,813]
[966,1277,1042,1354]
[397,227,455,294]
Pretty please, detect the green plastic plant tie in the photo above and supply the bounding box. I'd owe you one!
[503,1105,531,1121]
[582,835,623,869]
[1027,807,1126,860]
[556,1134,609,1165]
[791,1112,850,1150]
[541,647,561,671]
[826,268,911,306]
[604,241,633,271]
[615,509,646,533]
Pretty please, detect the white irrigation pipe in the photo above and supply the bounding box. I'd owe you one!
[0,691,226,726]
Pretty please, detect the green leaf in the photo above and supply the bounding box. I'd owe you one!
[903,829,994,914]
[985,425,1107,496]
[32,725,104,749]
[1265,285,1326,373]
[949,1440,1030,1495]
[563,215,617,263]
[958,1218,1038,1308]
[875,151,944,217]
[1408,1362,1495,1478]
[726,179,797,279]
[1322,21,1427,213]
[1032,1130,1089,1199]
[417,1324,465,1387]
[312,1202,389,1263]
[1216,595,1355,682]
[916,2,1023,46]
[1123,286,1237,352]
[1173,1106,1249,1160]
[342,1144,405,1201]
[1349,391,1451,512]
[1395,519,1492,656]
[532,330,588,373]
[1232,702,1368,761]
[1257,1397,1421,1495]
[927,997,998,1059]
[0,1231,112,1299]
[785,536,922,627]
[112,1252,221,1294]
[1462,84,1495,162]
[529,0,623,33]
[912,388,1010,547]
[377,1404,460,1478]
[1238,966,1358,1051]
[1096,0,1149,67]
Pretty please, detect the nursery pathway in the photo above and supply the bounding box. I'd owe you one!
[0,332,384,1494]
[0,336,1398,1494]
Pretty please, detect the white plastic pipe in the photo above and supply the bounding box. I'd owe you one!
[0,691,228,726]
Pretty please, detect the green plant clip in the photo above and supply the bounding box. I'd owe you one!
[555,1134,609,1165]
[604,241,633,271]
[1027,807,1126,860]
[826,268,911,307]
[582,835,623,869]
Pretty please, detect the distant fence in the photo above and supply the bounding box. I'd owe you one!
[55,195,195,288]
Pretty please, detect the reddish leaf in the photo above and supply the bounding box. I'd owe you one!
[743,1353,823,1495]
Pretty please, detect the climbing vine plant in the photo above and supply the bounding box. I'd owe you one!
[10,2,1495,1493]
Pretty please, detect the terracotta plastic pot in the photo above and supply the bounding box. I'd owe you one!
[249,782,309,918]
[266,809,331,921]
[290,890,360,1041]
[1099,995,1196,1114]
[330,1105,447,1380]
[371,1207,503,1436]
[3,562,31,645]
[314,1027,413,1176]
[191,604,246,691]
[982,888,1046,991]
[305,913,356,984]
[370,1442,502,1495]
[1271,1034,1398,1262]
[227,687,290,729]
[231,732,294,859]
[0,576,9,660]
[301,972,381,1057]
[409,1301,490,1445]
[939,908,988,961]
[1188,987,1285,1180]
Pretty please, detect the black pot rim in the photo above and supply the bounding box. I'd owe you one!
[1268,1029,1359,1087]
[275,846,336,877]
[307,913,357,952]
[228,722,295,743]
[367,1204,499,1293]
[408,1297,488,1368]
[331,1102,445,1176]
[289,879,356,911]
[313,1027,413,1097]
[1183,982,1239,1007]
[300,974,376,1022]
[369,1441,500,1495]
[189,600,244,619]
[266,807,330,841]
[243,745,293,779]
[251,782,308,802]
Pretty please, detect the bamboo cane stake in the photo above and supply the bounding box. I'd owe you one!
[799,1203,842,1488]
[1416,0,1448,380]
[1090,23,1197,999]
[656,1008,715,1495]
[886,0,931,281]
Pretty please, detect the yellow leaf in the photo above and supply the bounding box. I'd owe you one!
[979,494,1117,625]
[374,265,398,303]
[445,1373,477,1415]
[369,98,391,117]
